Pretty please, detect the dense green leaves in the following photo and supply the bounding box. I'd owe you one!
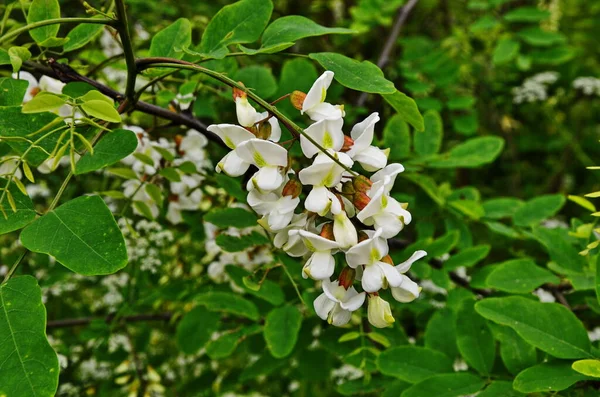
[309,53,396,94]
[195,291,259,321]
[489,324,537,375]
[149,18,192,59]
[513,194,565,227]
[383,115,411,160]
[475,296,592,359]
[414,110,443,155]
[22,93,66,113]
[513,362,589,393]
[20,195,128,275]
[199,0,273,58]
[0,276,59,397]
[75,129,138,174]
[443,245,490,271]
[532,226,586,274]
[27,0,61,43]
[0,78,28,106]
[264,305,302,358]
[176,306,221,354]
[377,346,453,383]
[424,309,458,359]
[493,39,520,65]
[382,90,424,131]
[428,137,504,168]
[486,259,559,293]
[401,373,485,397]
[261,16,354,47]
[456,300,495,375]
[204,207,257,228]
[235,66,278,98]
[215,231,270,252]
[0,178,36,234]
[64,20,104,52]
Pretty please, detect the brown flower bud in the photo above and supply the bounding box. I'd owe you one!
[381,255,394,266]
[290,90,307,110]
[353,191,371,211]
[341,135,354,152]
[282,178,302,198]
[232,83,247,101]
[174,134,184,148]
[256,121,272,140]
[320,222,335,241]
[357,230,369,243]
[338,266,356,290]
[341,181,355,195]
[353,175,373,193]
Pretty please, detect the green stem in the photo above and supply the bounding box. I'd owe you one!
[279,259,306,307]
[136,58,358,175]
[2,251,28,284]
[0,17,116,44]
[114,0,137,104]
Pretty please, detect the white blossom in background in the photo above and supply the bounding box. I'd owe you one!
[512,72,559,104]
[207,71,426,329]
[573,77,600,96]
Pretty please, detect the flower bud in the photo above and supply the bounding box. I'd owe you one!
[341,135,354,152]
[233,83,258,127]
[282,178,302,198]
[256,121,272,140]
[353,191,371,211]
[367,294,395,328]
[290,90,307,110]
[338,266,356,290]
[341,181,355,195]
[232,84,247,101]
[319,222,335,241]
[353,175,372,193]
[357,230,369,243]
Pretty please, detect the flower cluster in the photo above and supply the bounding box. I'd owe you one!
[512,71,559,104]
[573,76,600,96]
[207,71,427,328]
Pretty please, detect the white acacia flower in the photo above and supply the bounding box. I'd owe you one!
[235,94,259,127]
[299,151,353,215]
[391,250,426,303]
[302,71,344,121]
[346,113,388,171]
[208,124,255,176]
[249,190,299,231]
[345,229,401,292]
[291,229,339,280]
[370,163,405,194]
[274,213,311,257]
[236,139,288,191]
[314,279,366,326]
[178,129,208,164]
[357,182,411,239]
[256,111,282,142]
[367,295,395,328]
[332,207,358,249]
[300,118,344,158]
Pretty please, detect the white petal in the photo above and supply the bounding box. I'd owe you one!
[298,230,339,252]
[314,293,335,320]
[333,211,358,249]
[377,261,403,288]
[391,275,421,303]
[236,97,259,127]
[216,152,250,176]
[304,251,335,280]
[362,264,384,293]
[340,290,366,311]
[354,146,388,172]
[330,304,352,326]
[207,124,255,149]
[304,186,331,215]
[306,102,344,121]
[252,166,284,191]
[396,250,427,274]
[236,138,288,167]
[350,112,379,147]
[303,71,334,113]
[301,118,344,158]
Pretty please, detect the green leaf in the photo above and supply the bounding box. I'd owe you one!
[38,37,68,47]
[572,359,600,378]
[449,200,485,220]
[158,167,181,182]
[239,354,287,382]
[261,15,354,47]
[402,173,445,206]
[0,178,36,235]
[401,373,485,397]
[20,195,128,275]
[225,266,284,305]
[383,115,411,160]
[80,90,114,104]
[452,112,479,136]
[22,92,66,113]
[477,381,525,397]
[264,305,302,358]
[531,226,585,274]
[517,27,566,46]
[382,90,424,131]
[0,78,29,106]
[486,258,559,293]
[425,309,459,359]
[456,300,495,375]
[176,306,221,354]
[309,52,396,94]
[27,0,60,43]
[206,324,261,359]
[444,245,490,271]
[75,129,138,175]
[80,100,121,123]
[238,42,295,55]
[0,276,59,397]
[489,323,537,375]
[149,18,192,59]
[215,231,270,252]
[513,194,565,227]
[428,137,504,168]
[8,46,31,73]
[377,346,453,383]
[195,291,259,321]
[492,38,520,65]
[215,174,246,201]
[513,362,589,393]
[446,96,476,110]
[425,231,460,257]
[414,110,443,155]
[504,7,550,22]
[205,207,257,228]
[482,197,524,219]
[475,296,592,359]
[199,0,273,58]
[0,49,9,65]
[234,66,278,99]
[64,20,104,52]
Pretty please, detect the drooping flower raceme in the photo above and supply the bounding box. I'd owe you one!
[206,71,426,329]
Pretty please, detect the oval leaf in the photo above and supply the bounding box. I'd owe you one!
[264,305,302,358]
[513,362,589,393]
[401,373,485,397]
[75,129,138,175]
[486,259,559,293]
[27,0,60,43]
[262,16,354,47]
[377,346,453,383]
[149,18,192,59]
[80,100,121,123]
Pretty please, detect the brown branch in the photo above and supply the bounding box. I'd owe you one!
[356,0,419,107]
[23,60,224,146]
[46,312,173,329]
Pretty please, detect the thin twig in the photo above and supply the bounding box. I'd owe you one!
[114,0,137,104]
[47,312,173,329]
[356,0,419,107]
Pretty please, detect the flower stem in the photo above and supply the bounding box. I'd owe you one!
[0,18,116,45]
